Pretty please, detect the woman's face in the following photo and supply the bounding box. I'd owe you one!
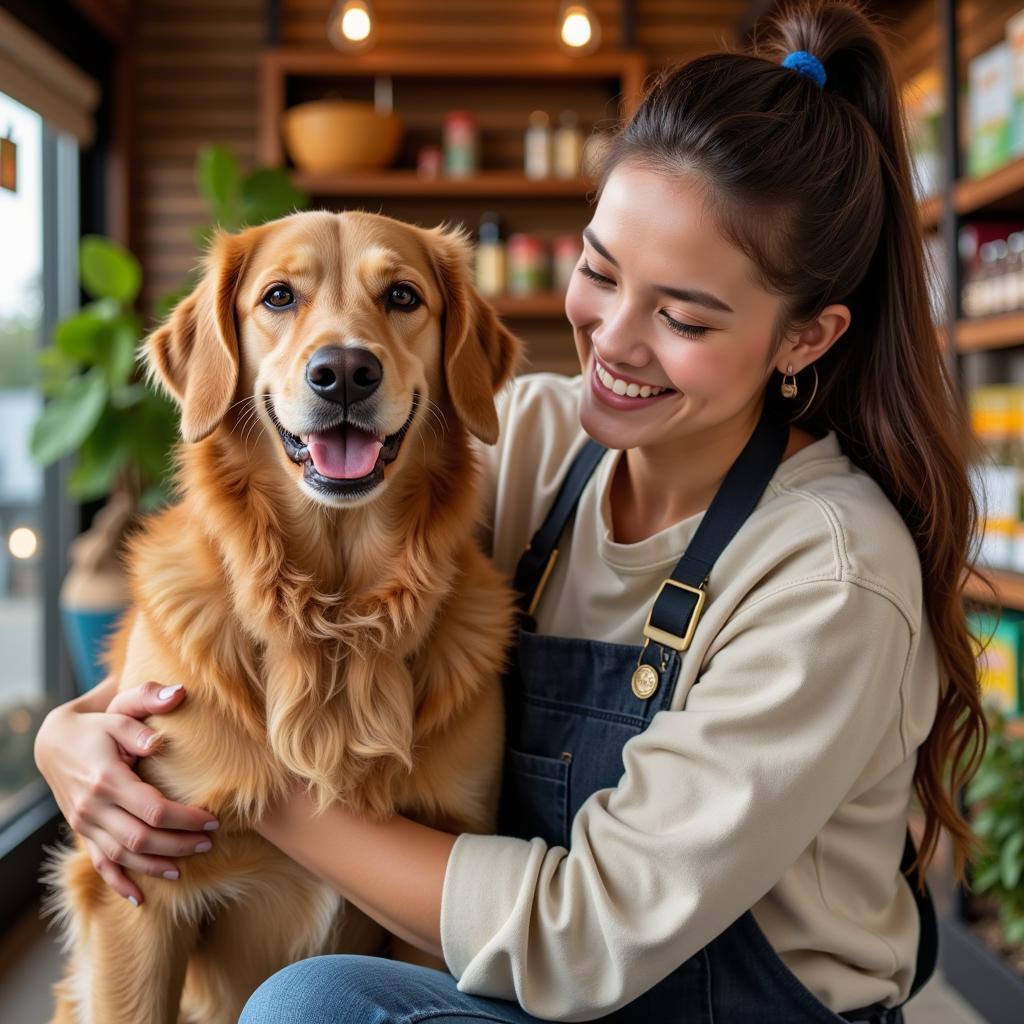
[565,163,787,452]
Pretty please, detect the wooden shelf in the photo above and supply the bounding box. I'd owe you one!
[262,47,648,81]
[955,311,1024,351]
[954,154,1024,216]
[290,170,594,198]
[260,47,648,168]
[963,566,1024,608]
[490,292,567,318]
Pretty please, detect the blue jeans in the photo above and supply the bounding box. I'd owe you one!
[238,954,545,1024]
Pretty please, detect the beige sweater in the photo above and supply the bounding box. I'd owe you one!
[439,373,942,1020]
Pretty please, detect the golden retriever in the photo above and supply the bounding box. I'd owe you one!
[42,209,522,1024]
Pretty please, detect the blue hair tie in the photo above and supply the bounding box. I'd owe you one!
[782,50,826,88]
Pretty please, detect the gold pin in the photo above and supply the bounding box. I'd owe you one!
[631,664,659,700]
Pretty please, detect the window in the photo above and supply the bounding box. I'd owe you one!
[0,90,79,837]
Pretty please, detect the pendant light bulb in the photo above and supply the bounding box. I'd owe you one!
[327,0,377,53]
[558,1,601,55]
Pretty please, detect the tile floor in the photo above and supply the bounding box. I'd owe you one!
[0,903,994,1024]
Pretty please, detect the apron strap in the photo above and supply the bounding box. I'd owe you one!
[513,438,606,624]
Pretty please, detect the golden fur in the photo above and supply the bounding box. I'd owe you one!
[42,210,522,1024]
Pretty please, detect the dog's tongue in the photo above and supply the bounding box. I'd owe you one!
[306,425,382,480]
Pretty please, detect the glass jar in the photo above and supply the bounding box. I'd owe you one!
[524,111,551,180]
[507,233,550,294]
[444,111,479,178]
[553,110,583,179]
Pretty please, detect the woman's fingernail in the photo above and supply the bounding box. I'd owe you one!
[203,820,220,831]
[157,685,183,701]
[143,732,162,749]
[195,841,212,853]
[163,869,180,880]
[127,895,140,907]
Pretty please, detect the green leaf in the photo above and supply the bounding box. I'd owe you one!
[139,479,174,513]
[971,862,1002,893]
[29,369,108,466]
[972,808,1001,839]
[197,145,241,221]
[80,236,141,304]
[966,770,1006,804]
[110,382,150,409]
[101,320,139,389]
[999,830,1024,891]
[35,347,77,396]
[68,429,130,501]
[1006,916,1024,946]
[239,169,308,226]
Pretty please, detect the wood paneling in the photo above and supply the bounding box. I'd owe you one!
[132,0,262,314]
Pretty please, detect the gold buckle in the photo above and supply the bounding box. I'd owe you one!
[525,546,559,618]
[641,579,707,652]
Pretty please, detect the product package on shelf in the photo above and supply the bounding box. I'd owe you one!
[968,384,1024,571]
[1010,9,1024,155]
[903,67,943,202]
[959,221,1024,318]
[967,609,1024,716]
[969,41,1013,177]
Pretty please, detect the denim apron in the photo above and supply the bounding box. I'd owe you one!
[496,405,937,1024]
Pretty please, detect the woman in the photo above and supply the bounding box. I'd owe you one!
[35,3,986,1021]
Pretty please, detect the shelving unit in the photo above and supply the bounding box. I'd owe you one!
[288,170,596,198]
[955,309,1024,351]
[902,3,1024,618]
[258,46,645,358]
[891,2,1024,1018]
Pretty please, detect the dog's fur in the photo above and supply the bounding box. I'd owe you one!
[42,210,522,1024]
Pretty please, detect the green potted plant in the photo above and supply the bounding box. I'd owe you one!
[963,706,1024,975]
[30,146,308,691]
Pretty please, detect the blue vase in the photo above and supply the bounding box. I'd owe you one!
[60,603,126,693]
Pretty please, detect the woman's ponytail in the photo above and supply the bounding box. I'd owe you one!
[595,0,987,883]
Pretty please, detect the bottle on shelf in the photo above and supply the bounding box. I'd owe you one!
[553,234,583,291]
[524,111,552,180]
[969,384,1020,570]
[553,110,584,179]
[475,211,506,298]
[443,111,479,179]
[992,237,1012,315]
[977,242,1000,318]
[507,233,551,294]
[1007,232,1024,313]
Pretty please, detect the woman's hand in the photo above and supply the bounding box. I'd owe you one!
[33,679,220,906]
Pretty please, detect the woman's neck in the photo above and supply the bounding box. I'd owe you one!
[609,416,816,545]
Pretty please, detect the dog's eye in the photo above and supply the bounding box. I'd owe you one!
[263,286,294,309]
[387,284,421,310]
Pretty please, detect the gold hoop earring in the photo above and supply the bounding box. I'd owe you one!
[791,365,819,420]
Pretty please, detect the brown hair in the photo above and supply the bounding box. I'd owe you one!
[593,0,987,884]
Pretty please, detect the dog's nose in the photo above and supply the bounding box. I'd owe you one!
[305,346,382,406]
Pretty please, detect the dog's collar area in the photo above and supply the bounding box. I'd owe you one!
[264,392,420,498]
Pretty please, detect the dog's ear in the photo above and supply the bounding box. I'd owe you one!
[424,223,523,445]
[144,228,252,443]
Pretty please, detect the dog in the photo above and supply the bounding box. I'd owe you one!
[42,209,522,1024]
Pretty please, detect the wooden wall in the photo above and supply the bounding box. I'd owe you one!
[130,0,747,319]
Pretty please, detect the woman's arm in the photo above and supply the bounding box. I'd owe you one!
[255,783,456,962]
